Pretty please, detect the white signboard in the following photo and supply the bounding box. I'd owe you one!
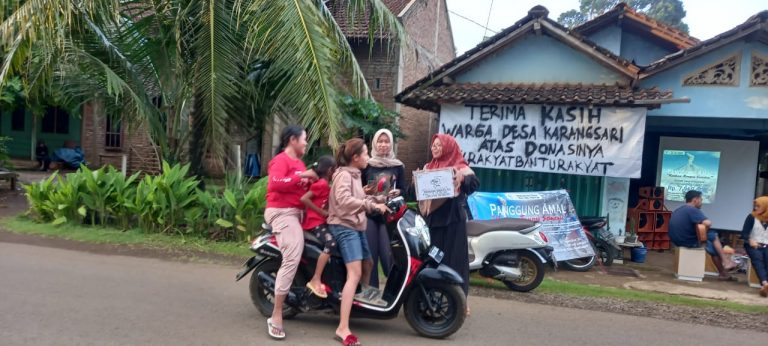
[413,168,455,201]
[601,176,630,236]
[439,104,646,178]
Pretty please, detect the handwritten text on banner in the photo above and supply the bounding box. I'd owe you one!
[440,104,646,178]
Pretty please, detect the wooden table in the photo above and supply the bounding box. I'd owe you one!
[615,241,644,264]
[0,171,19,190]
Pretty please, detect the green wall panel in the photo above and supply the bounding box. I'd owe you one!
[0,110,33,157]
[0,110,82,158]
[473,167,603,218]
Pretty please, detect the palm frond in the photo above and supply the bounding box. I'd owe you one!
[189,0,246,160]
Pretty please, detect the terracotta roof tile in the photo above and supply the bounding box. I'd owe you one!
[575,3,699,49]
[327,0,411,38]
[398,83,673,111]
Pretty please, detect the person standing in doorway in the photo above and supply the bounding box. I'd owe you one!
[420,134,479,315]
[362,129,403,288]
[263,125,317,340]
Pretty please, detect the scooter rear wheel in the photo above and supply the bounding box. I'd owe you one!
[595,239,614,266]
[404,282,466,339]
[250,258,301,319]
[502,252,545,292]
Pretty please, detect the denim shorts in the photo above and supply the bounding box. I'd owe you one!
[674,230,718,256]
[705,230,717,256]
[329,224,371,263]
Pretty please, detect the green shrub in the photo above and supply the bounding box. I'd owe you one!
[133,162,199,233]
[46,171,87,225]
[24,173,59,221]
[23,161,270,242]
[214,175,268,241]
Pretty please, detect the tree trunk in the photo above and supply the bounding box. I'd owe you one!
[189,94,207,184]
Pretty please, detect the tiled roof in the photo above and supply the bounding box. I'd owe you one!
[327,0,413,38]
[395,6,638,104]
[642,10,768,76]
[398,83,674,111]
[575,3,699,50]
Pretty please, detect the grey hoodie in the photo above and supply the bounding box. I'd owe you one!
[328,166,385,231]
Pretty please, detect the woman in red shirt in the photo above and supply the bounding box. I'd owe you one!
[264,125,317,340]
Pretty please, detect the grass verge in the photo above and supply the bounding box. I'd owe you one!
[4,216,767,314]
[470,275,768,314]
[0,217,253,259]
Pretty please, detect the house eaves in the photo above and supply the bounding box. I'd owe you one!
[640,11,768,79]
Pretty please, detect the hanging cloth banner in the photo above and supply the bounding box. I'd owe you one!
[467,190,594,261]
[439,104,646,178]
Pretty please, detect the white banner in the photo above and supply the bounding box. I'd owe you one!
[439,104,646,178]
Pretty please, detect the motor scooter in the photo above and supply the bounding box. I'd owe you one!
[579,216,621,266]
[235,196,466,339]
[467,218,553,292]
[559,216,620,270]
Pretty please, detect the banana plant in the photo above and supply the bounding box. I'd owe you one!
[79,166,116,226]
[215,175,267,241]
[23,173,59,221]
[106,167,140,230]
[46,171,87,225]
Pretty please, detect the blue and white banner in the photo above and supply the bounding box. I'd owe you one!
[467,190,594,261]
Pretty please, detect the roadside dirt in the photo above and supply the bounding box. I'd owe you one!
[470,286,768,332]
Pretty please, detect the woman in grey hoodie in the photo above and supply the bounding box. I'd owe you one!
[327,138,388,346]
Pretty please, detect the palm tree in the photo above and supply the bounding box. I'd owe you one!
[0,0,406,175]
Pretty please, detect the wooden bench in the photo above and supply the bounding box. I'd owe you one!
[0,171,19,190]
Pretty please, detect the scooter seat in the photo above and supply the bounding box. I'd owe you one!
[579,216,607,228]
[466,218,537,237]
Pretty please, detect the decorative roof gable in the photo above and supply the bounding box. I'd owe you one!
[682,53,741,86]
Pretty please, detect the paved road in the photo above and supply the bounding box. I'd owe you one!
[1,242,765,346]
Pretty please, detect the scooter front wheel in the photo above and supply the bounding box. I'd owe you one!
[560,242,598,272]
[404,282,466,339]
[250,258,300,319]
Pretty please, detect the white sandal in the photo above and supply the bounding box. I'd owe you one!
[267,318,285,339]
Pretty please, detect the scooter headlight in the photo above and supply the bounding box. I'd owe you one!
[405,214,431,246]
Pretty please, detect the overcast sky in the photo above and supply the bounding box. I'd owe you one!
[446,0,767,55]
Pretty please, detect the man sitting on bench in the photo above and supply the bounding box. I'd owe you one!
[669,190,737,281]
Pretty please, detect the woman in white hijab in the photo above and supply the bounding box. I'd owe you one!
[362,129,404,288]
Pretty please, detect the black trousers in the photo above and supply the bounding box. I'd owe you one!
[366,218,392,287]
[429,221,470,296]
